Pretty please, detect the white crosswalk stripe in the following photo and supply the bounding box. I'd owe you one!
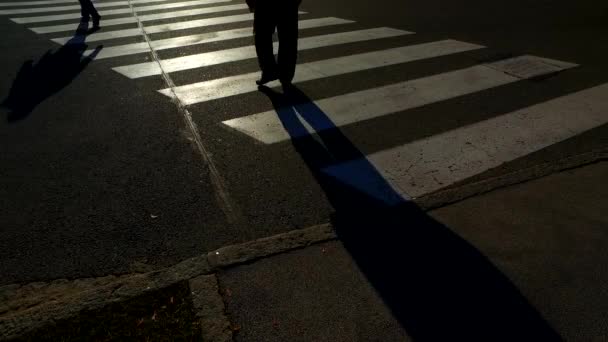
[0,0,77,7]
[52,12,260,42]
[222,56,578,144]
[160,40,485,104]
[323,83,608,199]
[51,12,306,44]
[113,27,413,78]
[0,0,172,15]
[29,3,248,33]
[8,0,599,199]
[88,17,351,59]
[11,0,230,23]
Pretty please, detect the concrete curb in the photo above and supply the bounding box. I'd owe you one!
[0,255,211,340]
[207,223,336,269]
[189,275,233,342]
[1,150,605,340]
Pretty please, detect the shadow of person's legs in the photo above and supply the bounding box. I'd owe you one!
[2,23,102,122]
[259,85,562,341]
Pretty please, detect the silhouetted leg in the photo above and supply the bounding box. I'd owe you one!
[78,0,90,19]
[78,0,100,23]
[277,2,299,84]
[254,7,278,82]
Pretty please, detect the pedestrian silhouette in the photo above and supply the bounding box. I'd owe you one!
[246,0,302,87]
[1,23,103,122]
[79,0,101,30]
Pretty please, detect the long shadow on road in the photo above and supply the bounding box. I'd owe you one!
[2,22,103,122]
[259,85,562,341]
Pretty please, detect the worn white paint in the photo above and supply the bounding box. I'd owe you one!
[29,3,248,33]
[160,39,484,105]
[89,17,352,59]
[11,0,229,23]
[0,0,76,7]
[485,55,579,79]
[222,56,578,144]
[51,12,308,43]
[51,12,252,43]
[323,83,608,198]
[113,27,412,78]
[0,0,172,15]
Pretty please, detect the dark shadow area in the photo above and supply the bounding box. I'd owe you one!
[2,22,102,122]
[259,85,562,341]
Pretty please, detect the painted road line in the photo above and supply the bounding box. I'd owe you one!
[30,3,248,33]
[11,0,229,23]
[113,27,413,79]
[160,39,483,105]
[0,0,76,7]
[323,83,608,198]
[222,55,578,144]
[52,12,302,43]
[90,17,351,59]
[0,0,173,15]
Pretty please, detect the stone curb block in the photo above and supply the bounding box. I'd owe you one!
[207,223,336,269]
[189,275,233,342]
[0,255,211,340]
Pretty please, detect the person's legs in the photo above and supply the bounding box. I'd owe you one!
[78,0,100,26]
[254,5,278,84]
[277,1,300,84]
[78,0,90,20]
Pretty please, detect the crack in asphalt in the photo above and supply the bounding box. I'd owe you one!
[124,0,242,225]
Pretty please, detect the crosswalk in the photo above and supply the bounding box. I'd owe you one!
[2,0,606,201]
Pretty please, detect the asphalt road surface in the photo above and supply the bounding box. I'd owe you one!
[1,0,607,284]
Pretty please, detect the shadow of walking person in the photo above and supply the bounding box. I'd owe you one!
[2,22,103,122]
[259,85,562,341]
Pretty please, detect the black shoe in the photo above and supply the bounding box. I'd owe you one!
[92,15,101,28]
[280,79,295,92]
[255,73,278,86]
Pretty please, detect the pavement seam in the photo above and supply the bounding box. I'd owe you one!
[125,0,242,225]
[1,150,605,339]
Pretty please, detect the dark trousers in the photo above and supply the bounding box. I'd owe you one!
[78,0,99,19]
[253,1,300,82]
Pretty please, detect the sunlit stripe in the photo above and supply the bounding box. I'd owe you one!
[0,0,172,15]
[0,0,76,7]
[11,0,229,23]
[160,39,483,105]
[89,17,351,59]
[222,55,578,144]
[323,83,608,199]
[53,12,264,43]
[113,27,412,78]
[29,3,248,32]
